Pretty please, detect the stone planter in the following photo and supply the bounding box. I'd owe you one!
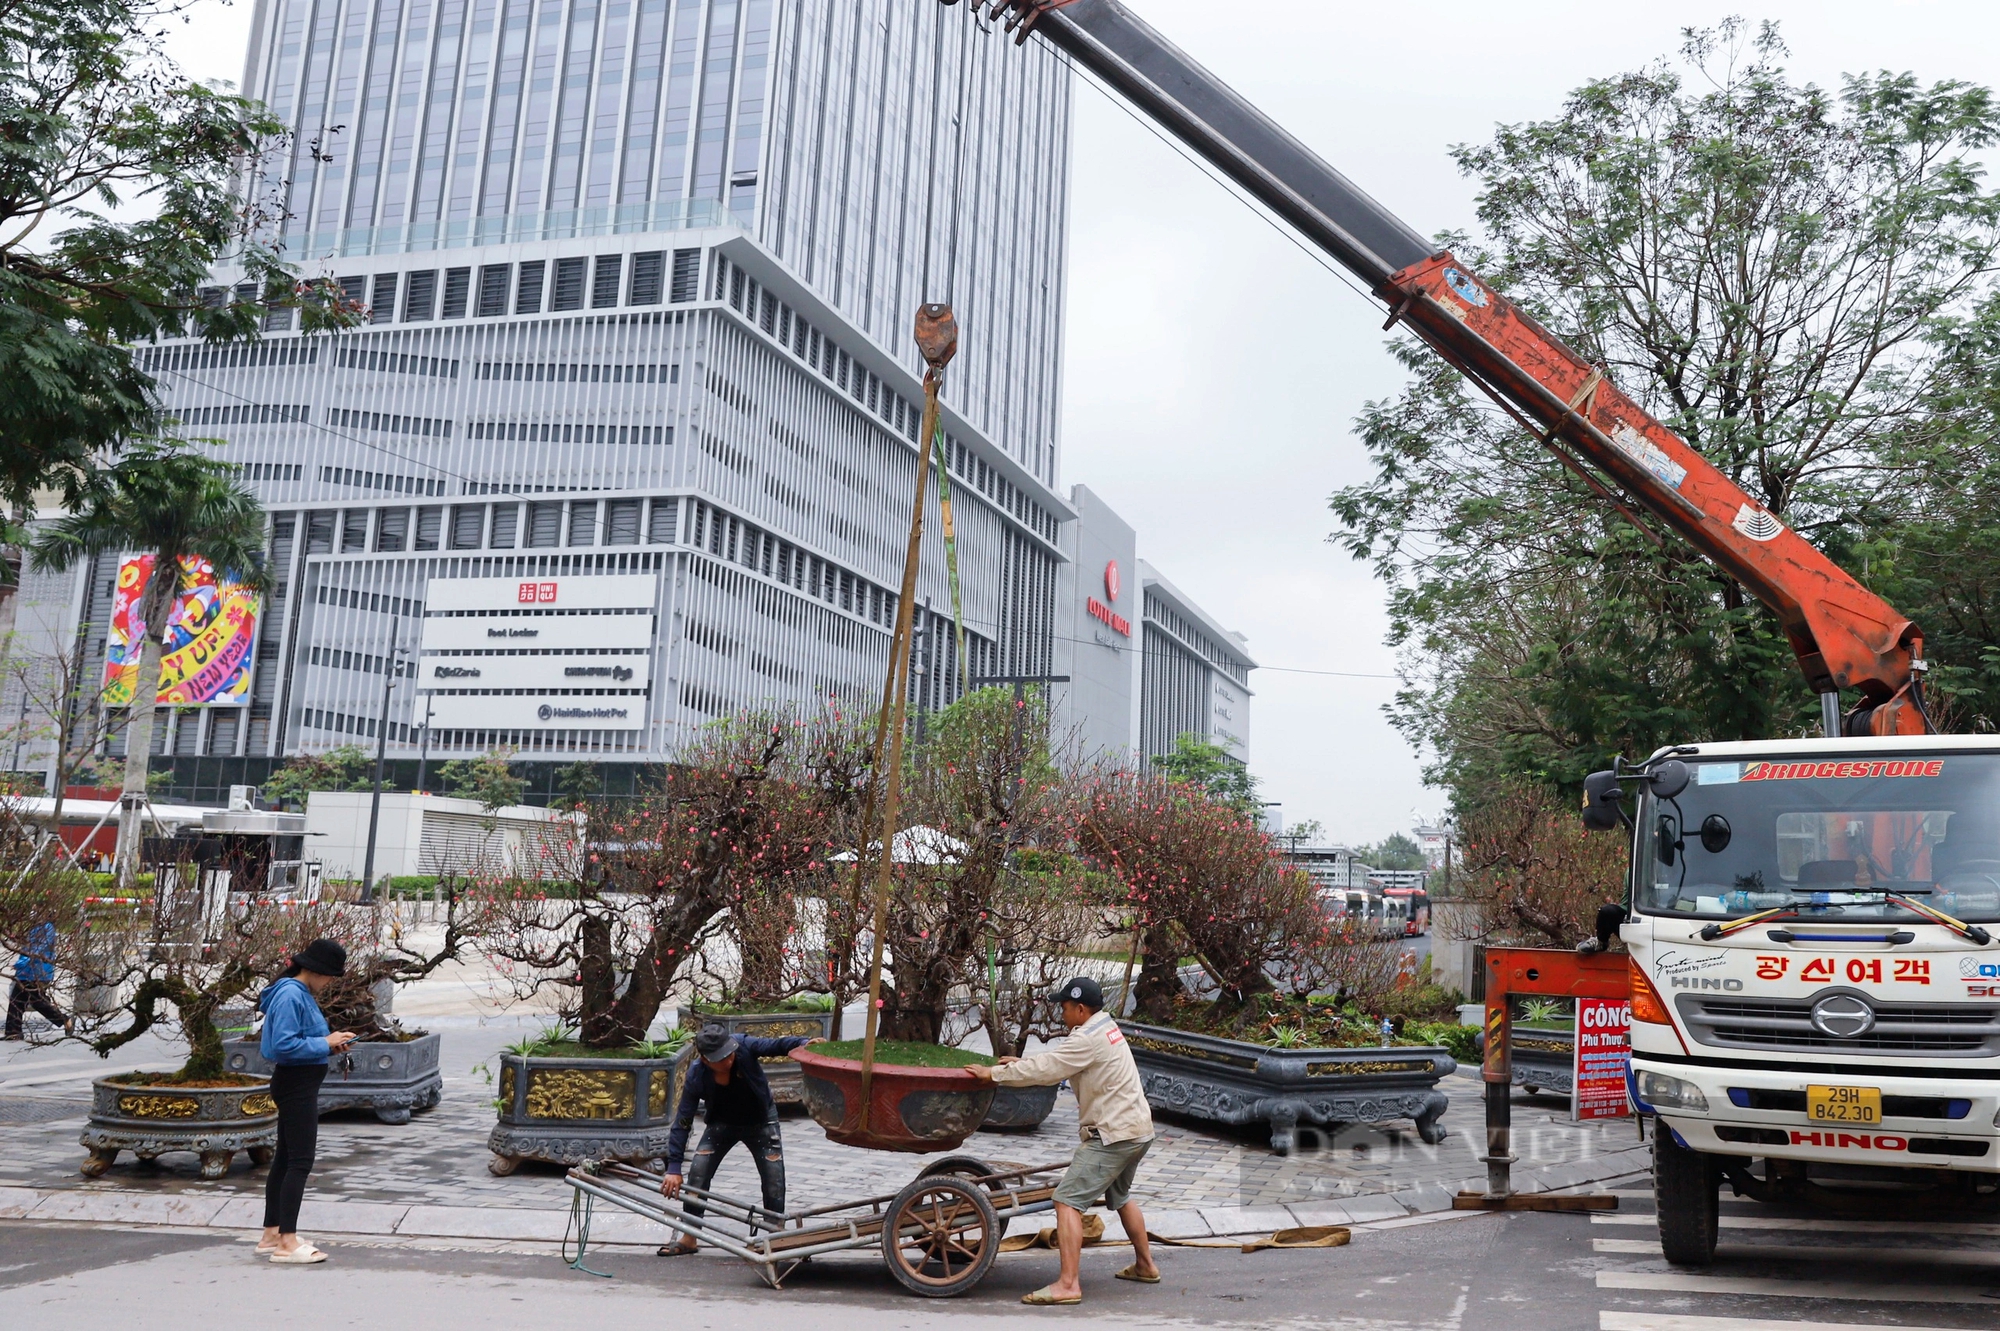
[979,1081,1059,1131]
[1508,1027,1574,1097]
[790,1047,995,1153]
[487,1051,681,1175]
[1122,1021,1455,1153]
[79,1074,278,1179]
[223,1032,443,1124]
[678,1007,836,1106]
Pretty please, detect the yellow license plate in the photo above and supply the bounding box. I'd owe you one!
[1807,1084,1882,1125]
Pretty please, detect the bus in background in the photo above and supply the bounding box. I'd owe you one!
[1382,887,1429,937]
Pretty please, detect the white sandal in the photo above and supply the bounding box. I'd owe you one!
[269,1242,327,1264]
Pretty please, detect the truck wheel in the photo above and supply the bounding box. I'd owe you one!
[1653,1130,1718,1267]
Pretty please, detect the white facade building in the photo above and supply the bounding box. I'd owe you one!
[5,1,1074,798]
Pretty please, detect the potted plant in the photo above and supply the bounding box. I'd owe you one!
[799,689,1087,1149]
[479,713,837,1173]
[0,855,374,1179]
[1073,773,1456,1152]
[221,889,481,1122]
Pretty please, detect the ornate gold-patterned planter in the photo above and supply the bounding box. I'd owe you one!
[1123,1021,1455,1153]
[487,1052,681,1176]
[677,1007,836,1106]
[80,1074,278,1179]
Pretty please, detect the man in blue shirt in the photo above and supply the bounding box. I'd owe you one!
[657,1022,820,1256]
[5,920,69,1040]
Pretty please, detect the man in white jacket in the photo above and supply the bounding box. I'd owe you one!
[968,976,1161,1305]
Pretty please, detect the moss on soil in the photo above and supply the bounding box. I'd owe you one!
[109,1072,265,1089]
[523,1040,681,1061]
[811,1040,995,1068]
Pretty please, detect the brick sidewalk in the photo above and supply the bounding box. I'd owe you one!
[0,1014,1649,1243]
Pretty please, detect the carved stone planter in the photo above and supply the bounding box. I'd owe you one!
[1507,1026,1574,1097]
[980,1082,1059,1131]
[678,1007,836,1106]
[790,1047,995,1153]
[223,1032,443,1124]
[79,1074,278,1179]
[487,1052,681,1175]
[1123,1022,1455,1153]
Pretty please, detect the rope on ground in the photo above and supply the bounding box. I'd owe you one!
[1000,1214,1350,1254]
[562,1188,613,1278]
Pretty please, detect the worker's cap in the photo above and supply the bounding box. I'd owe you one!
[293,939,347,977]
[1056,976,1104,1012]
[694,1023,739,1062]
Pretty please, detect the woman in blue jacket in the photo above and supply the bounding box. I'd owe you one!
[256,939,355,1264]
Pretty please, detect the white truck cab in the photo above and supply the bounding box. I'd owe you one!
[1609,736,2000,1263]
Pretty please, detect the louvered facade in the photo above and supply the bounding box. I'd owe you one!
[4,0,1073,795]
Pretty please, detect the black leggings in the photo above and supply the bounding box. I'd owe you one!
[263,1063,326,1234]
[6,980,66,1036]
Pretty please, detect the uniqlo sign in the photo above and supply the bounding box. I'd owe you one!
[1573,997,1632,1121]
[517,581,559,604]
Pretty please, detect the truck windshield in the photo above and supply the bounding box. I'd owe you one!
[1634,754,2000,923]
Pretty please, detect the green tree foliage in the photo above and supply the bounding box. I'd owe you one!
[28,444,268,886]
[554,759,600,808]
[438,746,526,812]
[262,744,373,807]
[0,0,352,513]
[1151,732,1258,814]
[1332,22,2000,807]
[1355,833,1426,871]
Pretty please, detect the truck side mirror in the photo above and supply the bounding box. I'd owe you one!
[1581,770,1626,831]
[1647,759,1690,800]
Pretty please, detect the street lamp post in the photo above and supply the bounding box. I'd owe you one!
[359,618,405,905]
[414,693,435,793]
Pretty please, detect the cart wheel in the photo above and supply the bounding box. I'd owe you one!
[917,1154,995,1184]
[881,1175,1001,1298]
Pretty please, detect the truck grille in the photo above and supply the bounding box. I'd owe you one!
[1677,995,2000,1058]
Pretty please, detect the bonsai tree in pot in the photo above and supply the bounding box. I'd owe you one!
[481,711,838,1050]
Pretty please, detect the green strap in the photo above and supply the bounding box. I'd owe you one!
[930,423,971,696]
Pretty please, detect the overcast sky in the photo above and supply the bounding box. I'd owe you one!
[163,1,2000,846]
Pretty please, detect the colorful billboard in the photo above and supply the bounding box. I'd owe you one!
[103,556,261,707]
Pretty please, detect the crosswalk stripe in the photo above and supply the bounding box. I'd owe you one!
[1593,1237,2000,1266]
[1594,1213,2000,1238]
[1598,1271,2000,1304]
[1601,1312,1987,1331]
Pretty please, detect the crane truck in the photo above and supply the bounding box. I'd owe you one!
[959,0,2000,1264]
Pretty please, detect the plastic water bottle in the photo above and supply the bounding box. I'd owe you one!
[1379,1017,1393,1047]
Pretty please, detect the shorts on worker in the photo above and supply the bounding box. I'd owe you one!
[1053,1135,1153,1212]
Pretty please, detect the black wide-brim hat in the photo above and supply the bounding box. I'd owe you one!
[294,939,347,977]
[694,1022,739,1062]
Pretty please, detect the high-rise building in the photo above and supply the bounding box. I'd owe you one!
[11,1,1074,800]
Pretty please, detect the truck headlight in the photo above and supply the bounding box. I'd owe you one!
[1637,1070,1708,1114]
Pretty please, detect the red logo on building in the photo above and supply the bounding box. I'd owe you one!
[518,581,558,604]
[1104,560,1121,603]
[1087,596,1131,637]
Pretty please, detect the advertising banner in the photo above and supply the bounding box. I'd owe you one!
[1572,996,1633,1121]
[419,654,652,691]
[103,555,261,707]
[417,614,656,653]
[424,573,658,613]
[423,694,644,731]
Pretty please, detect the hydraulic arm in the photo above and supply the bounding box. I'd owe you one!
[959,0,1930,736]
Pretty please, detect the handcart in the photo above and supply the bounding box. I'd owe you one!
[564,1154,1070,1297]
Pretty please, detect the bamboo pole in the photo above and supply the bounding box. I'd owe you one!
[856,305,958,1130]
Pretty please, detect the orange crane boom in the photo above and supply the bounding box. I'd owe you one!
[961,0,1929,736]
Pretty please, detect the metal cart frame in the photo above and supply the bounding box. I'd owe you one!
[564,1155,1071,1296]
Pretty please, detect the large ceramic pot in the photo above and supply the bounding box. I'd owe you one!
[223,1032,443,1124]
[1123,1021,1455,1153]
[677,1007,836,1106]
[79,1074,278,1179]
[487,1051,681,1175]
[979,1082,1059,1131]
[789,1047,995,1153]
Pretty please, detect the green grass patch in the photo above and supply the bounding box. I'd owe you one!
[811,1040,995,1068]
[519,1040,681,1061]
[685,994,835,1017]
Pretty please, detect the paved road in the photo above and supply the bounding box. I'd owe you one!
[8,1177,2000,1330]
